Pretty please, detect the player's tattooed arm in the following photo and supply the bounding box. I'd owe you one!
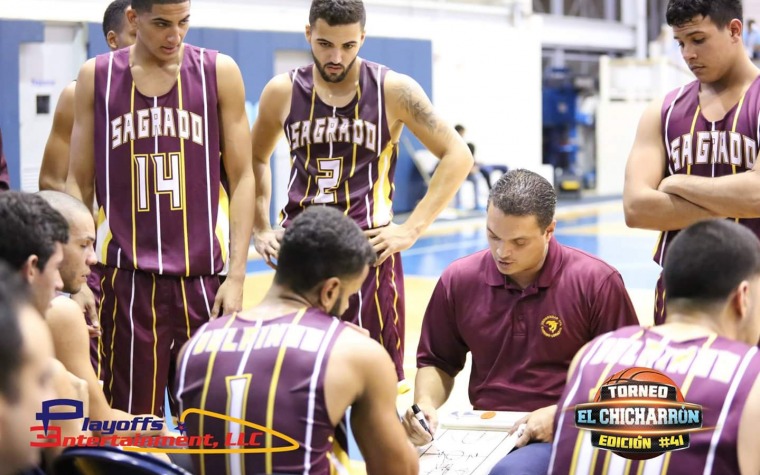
[394,82,439,135]
[368,73,471,263]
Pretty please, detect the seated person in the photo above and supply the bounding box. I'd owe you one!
[403,170,639,475]
[177,207,418,475]
[550,219,760,474]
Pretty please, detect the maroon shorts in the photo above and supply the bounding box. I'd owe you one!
[96,265,219,417]
[342,253,405,381]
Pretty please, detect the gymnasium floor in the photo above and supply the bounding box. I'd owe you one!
[237,197,663,471]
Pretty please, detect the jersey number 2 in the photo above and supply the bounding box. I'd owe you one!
[314,157,343,204]
[134,153,183,212]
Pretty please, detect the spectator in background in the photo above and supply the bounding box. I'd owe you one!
[745,19,759,59]
[455,124,508,191]
[0,129,9,191]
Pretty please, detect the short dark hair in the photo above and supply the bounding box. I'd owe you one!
[488,169,556,230]
[102,0,131,38]
[131,0,188,14]
[664,220,760,305]
[666,0,742,28]
[275,207,375,294]
[0,192,69,271]
[0,262,30,403]
[309,0,366,28]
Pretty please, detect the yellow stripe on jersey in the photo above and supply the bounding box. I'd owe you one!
[130,83,138,269]
[685,106,700,176]
[373,266,385,345]
[344,181,351,216]
[180,277,191,339]
[96,207,113,264]
[658,333,717,475]
[299,176,313,208]
[215,186,230,266]
[177,73,191,276]
[266,308,307,474]
[108,268,119,403]
[150,274,158,415]
[371,141,396,227]
[570,330,646,474]
[198,313,239,475]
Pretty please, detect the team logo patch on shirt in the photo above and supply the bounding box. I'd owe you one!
[541,315,562,337]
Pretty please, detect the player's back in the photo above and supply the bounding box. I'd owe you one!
[93,44,227,277]
[281,59,396,230]
[653,77,760,266]
[176,307,350,475]
[549,325,760,475]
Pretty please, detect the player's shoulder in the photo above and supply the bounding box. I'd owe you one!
[46,296,87,332]
[332,320,388,363]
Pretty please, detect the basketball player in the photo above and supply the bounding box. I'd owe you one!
[549,219,760,475]
[67,0,255,417]
[623,0,760,324]
[250,0,473,383]
[404,170,638,475]
[177,207,418,475]
[39,0,138,341]
[0,264,57,475]
[39,0,136,193]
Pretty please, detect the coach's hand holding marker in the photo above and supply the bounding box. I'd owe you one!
[403,402,437,446]
[412,404,433,439]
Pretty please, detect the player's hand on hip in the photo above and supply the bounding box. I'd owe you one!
[253,229,284,270]
[71,285,100,338]
[509,404,557,448]
[402,402,438,446]
[211,276,244,320]
[365,222,416,266]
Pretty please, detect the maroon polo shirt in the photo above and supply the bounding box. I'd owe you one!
[417,237,638,411]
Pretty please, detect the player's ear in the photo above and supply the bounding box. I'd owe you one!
[728,18,742,40]
[544,219,557,240]
[319,277,341,311]
[305,24,312,42]
[106,31,118,50]
[21,255,39,285]
[126,6,137,25]
[734,280,751,320]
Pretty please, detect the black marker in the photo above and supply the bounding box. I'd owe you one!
[411,404,433,440]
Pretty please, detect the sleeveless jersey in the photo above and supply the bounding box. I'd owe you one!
[549,326,760,475]
[281,59,397,230]
[93,44,229,276]
[653,76,760,267]
[176,307,351,475]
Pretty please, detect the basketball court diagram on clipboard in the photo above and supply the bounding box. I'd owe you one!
[417,411,527,475]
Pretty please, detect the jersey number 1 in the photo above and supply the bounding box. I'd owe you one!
[134,153,183,212]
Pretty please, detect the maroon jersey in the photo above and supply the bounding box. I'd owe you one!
[416,238,639,411]
[549,326,760,475]
[653,76,760,267]
[176,307,351,475]
[93,44,228,276]
[281,59,396,230]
